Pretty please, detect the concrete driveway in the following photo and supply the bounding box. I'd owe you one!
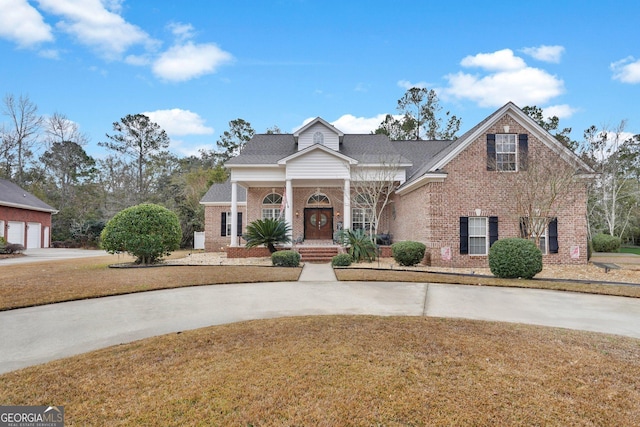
[0,248,109,265]
[1,266,639,374]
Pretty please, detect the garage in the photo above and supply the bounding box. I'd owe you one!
[7,221,25,246]
[27,222,42,248]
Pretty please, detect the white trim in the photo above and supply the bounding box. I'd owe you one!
[293,117,343,141]
[278,143,358,165]
[0,202,58,213]
[395,173,447,195]
[200,202,246,207]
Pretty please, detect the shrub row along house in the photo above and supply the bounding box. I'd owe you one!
[0,178,57,248]
[201,102,594,267]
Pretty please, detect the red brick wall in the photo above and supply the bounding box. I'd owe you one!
[392,115,589,267]
[0,205,52,247]
[203,205,247,252]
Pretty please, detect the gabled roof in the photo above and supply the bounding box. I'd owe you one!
[0,179,57,213]
[200,178,247,204]
[278,143,358,165]
[399,102,594,191]
[225,133,413,166]
[293,117,344,143]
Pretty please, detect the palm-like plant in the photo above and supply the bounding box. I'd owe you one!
[338,228,377,262]
[244,218,292,253]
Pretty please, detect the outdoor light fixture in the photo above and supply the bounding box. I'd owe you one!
[295,210,300,217]
[336,212,341,217]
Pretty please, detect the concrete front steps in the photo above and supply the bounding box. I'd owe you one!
[296,246,339,263]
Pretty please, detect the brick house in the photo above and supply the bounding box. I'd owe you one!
[200,102,593,266]
[0,179,58,248]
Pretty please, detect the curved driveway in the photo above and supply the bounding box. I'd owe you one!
[2,265,640,374]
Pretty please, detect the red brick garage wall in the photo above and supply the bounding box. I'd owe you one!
[0,205,52,247]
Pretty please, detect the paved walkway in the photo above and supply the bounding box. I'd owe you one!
[1,267,639,374]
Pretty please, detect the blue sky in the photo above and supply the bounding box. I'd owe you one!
[1,0,639,158]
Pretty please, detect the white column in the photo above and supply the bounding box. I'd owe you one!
[230,181,238,247]
[343,178,351,231]
[285,179,293,244]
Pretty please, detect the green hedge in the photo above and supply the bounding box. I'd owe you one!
[271,250,301,267]
[391,241,426,267]
[591,233,621,253]
[488,238,542,279]
[331,253,353,267]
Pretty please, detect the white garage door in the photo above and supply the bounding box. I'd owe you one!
[27,222,41,248]
[7,221,25,245]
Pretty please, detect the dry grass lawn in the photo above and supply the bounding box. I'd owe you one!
[1,316,639,426]
[0,252,300,311]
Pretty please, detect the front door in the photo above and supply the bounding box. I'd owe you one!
[304,208,333,240]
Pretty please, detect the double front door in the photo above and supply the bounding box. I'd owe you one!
[304,208,333,240]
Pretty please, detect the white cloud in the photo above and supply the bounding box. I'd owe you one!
[460,49,526,71]
[168,22,195,43]
[0,0,53,47]
[611,56,640,84]
[152,42,233,82]
[397,80,428,89]
[442,49,565,108]
[36,0,156,59]
[522,45,565,63]
[142,109,214,136]
[331,114,389,134]
[542,104,577,120]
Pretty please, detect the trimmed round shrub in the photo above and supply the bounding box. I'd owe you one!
[489,238,542,279]
[331,253,352,267]
[591,233,621,253]
[271,250,301,267]
[391,241,426,267]
[101,203,181,265]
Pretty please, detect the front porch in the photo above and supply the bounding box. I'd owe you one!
[226,239,393,263]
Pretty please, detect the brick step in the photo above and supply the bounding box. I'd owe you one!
[296,246,339,262]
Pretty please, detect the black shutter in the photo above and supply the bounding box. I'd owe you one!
[519,217,528,238]
[548,217,559,253]
[220,212,227,236]
[237,212,243,236]
[486,134,496,171]
[460,217,469,254]
[518,134,528,171]
[489,216,499,247]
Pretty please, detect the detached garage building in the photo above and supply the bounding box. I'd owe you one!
[0,179,57,248]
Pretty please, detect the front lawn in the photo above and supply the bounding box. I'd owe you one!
[0,253,300,311]
[1,316,638,425]
[619,246,640,255]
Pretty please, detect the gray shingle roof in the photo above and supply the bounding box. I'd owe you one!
[0,179,57,212]
[200,178,247,203]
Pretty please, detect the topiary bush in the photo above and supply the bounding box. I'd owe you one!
[489,238,542,279]
[391,241,426,267]
[591,233,621,253]
[331,253,352,267]
[271,250,301,267]
[101,203,181,265]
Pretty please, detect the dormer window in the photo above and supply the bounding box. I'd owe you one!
[313,131,324,145]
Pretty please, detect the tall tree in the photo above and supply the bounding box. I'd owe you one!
[522,106,577,151]
[99,114,171,203]
[44,112,89,147]
[582,121,639,239]
[1,93,43,184]
[216,118,255,161]
[375,87,461,141]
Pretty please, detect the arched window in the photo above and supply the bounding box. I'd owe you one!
[313,131,324,145]
[262,193,283,219]
[307,193,330,206]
